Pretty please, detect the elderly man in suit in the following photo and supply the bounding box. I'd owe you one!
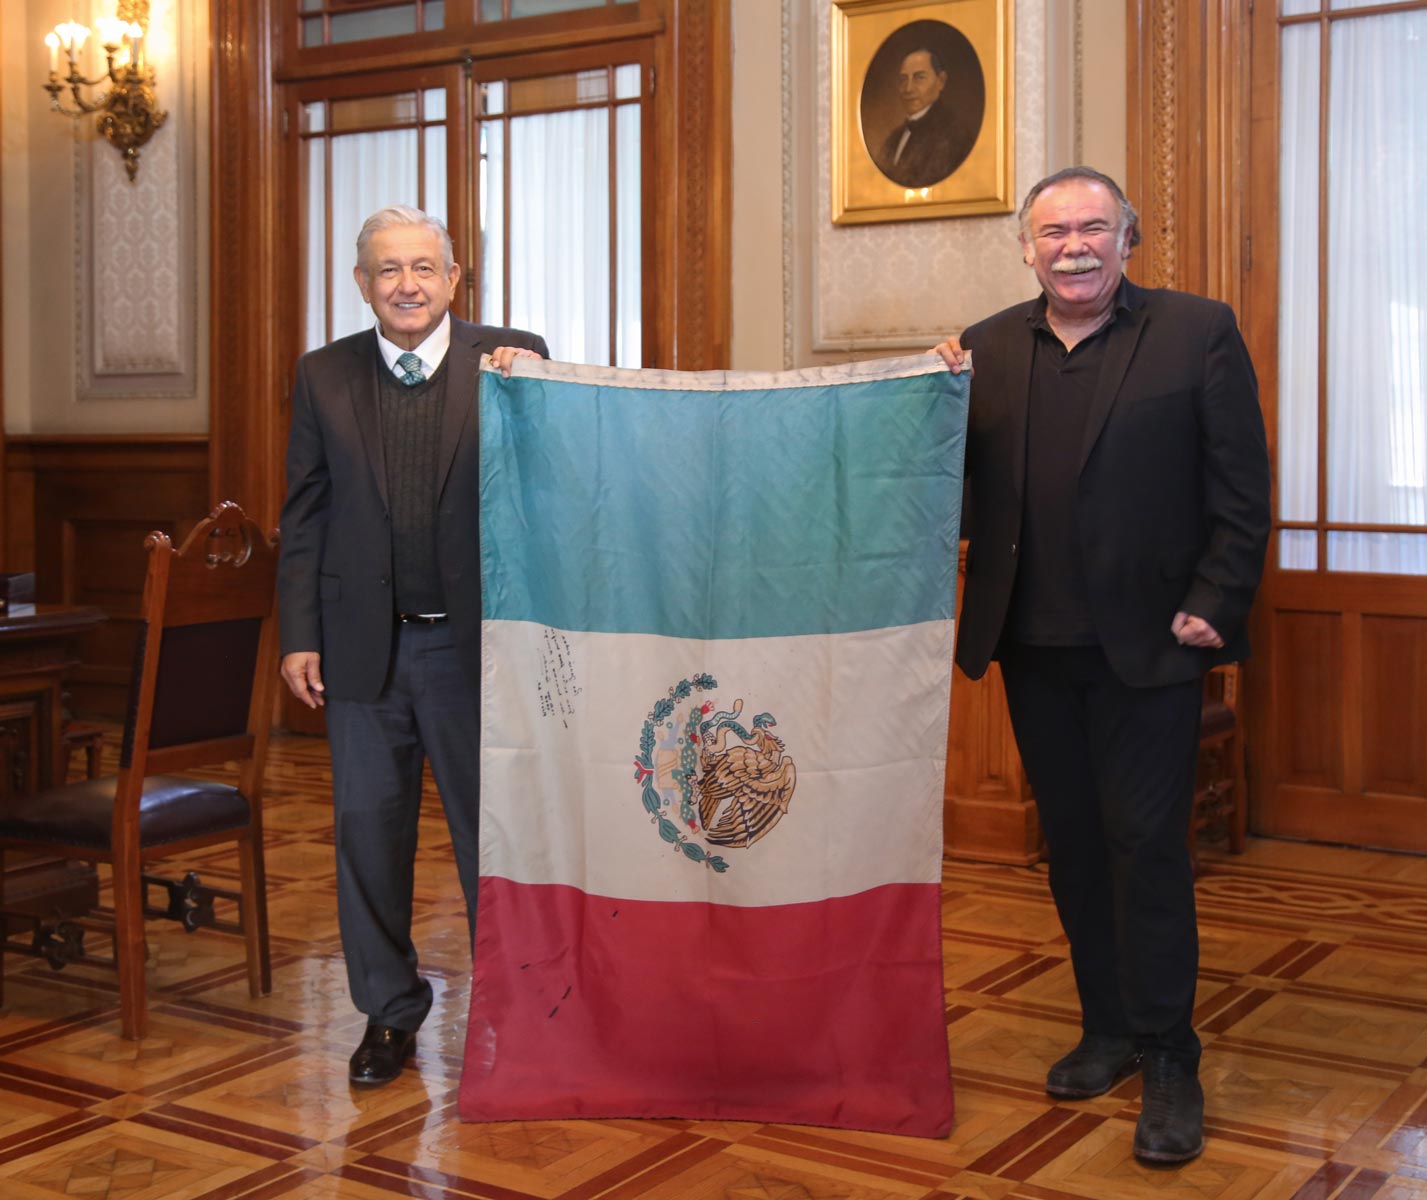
[936,167,1270,1163]
[278,205,547,1087]
[874,47,979,189]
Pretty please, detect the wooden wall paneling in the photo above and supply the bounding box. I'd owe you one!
[944,549,1042,865]
[1272,608,1342,789]
[4,460,35,577]
[944,664,1041,865]
[6,437,208,717]
[1339,606,1363,809]
[1361,615,1427,798]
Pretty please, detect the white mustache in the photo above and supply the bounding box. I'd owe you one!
[1051,256,1103,275]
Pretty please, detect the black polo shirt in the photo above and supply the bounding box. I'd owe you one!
[1008,282,1132,646]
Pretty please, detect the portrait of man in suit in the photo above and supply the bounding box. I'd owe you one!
[861,19,984,189]
[277,205,547,1089]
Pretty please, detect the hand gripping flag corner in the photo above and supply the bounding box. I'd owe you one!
[460,354,968,1137]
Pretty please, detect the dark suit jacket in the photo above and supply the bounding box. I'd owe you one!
[875,96,979,189]
[278,316,549,702]
[955,278,1270,689]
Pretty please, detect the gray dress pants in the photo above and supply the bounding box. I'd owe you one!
[325,619,481,1031]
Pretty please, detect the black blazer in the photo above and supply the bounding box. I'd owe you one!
[955,278,1270,688]
[278,316,549,702]
[874,96,979,189]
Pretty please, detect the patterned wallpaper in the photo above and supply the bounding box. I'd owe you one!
[786,0,1056,357]
[74,0,199,401]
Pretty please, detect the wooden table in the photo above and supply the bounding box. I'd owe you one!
[0,605,106,918]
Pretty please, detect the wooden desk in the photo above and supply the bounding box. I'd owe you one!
[0,605,106,917]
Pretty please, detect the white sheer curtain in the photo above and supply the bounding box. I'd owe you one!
[483,74,642,367]
[328,131,420,344]
[303,90,447,352]
[479,97,506,330]
[304,131,328,355]
[302,76,642,366]
[508,109,611,364]
[1325,9,1427,573]
[615,101,642,367]
[1280,9,1427,575]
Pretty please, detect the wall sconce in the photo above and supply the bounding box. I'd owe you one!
[43,1,167,183]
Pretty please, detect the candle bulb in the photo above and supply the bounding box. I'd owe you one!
[95,16,127,50]
[45,32,59,73]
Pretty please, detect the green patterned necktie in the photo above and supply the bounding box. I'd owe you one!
[396,351,426,386]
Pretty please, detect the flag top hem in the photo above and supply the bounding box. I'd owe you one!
[480,353,954,392]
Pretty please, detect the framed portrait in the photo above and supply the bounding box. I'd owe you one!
[831,0,1014,225]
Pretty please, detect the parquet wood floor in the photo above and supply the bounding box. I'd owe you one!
[3,730,1427,1199]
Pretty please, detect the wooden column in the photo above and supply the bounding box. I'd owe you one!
[210,0,283,531]
[655,0,731,370]
[1125,0,1249,307]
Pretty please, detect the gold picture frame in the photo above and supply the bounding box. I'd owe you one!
[831,0,1014,225]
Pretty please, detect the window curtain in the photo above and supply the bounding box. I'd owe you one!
[495,94,641,368]
[508,108,612,365]
[306,130,424,352]
[1280,9,1427,574]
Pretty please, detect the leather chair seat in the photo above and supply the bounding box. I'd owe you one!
[0,776,250,851]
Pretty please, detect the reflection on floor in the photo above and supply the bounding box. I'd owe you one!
[3,729,1427,1199]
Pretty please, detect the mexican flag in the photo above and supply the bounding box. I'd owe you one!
[460,354,967,1137]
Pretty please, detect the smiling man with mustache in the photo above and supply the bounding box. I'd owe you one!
[278,206,547,1089]
[934,168,1270,1164]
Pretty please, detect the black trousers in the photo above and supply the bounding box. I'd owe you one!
[999,643,1203,1060]
[325,620,482,1032]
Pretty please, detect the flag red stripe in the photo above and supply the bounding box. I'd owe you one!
[459,877,954,1137]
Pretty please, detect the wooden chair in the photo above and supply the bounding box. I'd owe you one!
[0,502,280,1039]
[1189,663,1247,872]
[63,721,107,781]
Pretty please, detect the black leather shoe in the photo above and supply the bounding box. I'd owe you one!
[1134,1050,1205,1164]
[348,1023,417,1087]
[1045,1034,1140,1098]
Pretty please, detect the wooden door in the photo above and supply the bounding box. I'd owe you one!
[1242,0,1427,851]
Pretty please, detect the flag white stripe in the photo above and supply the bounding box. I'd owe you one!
[480,618,953,907]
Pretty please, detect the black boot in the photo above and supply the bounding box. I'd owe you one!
[1134,1050,1204,1163]
[1045,1034,1140,1098]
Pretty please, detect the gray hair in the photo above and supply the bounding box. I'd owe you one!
[1017,166,1142,249]
[355,205,455,274]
